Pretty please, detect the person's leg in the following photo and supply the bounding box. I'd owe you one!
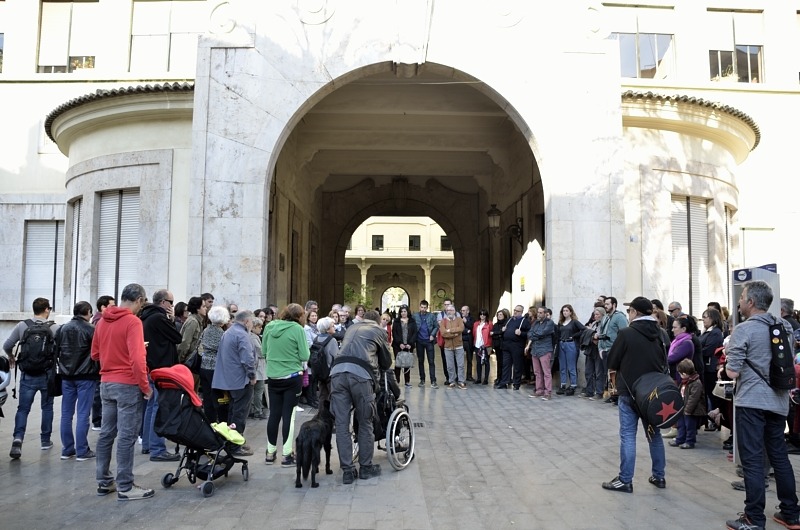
[564,342,578,388]
[415,341,427,384]
[558,346,568,391]
[684,415,698,446]
[330,374,355,472]
[499,349,512,385]
[439,346,448,384]
[75,379,96,457]
[675,413,687,444]
[280,378,302,454]
[266,379,285,450]
[13,373,36,442]
[595,355,607,396]
[229,386,254,434]
[38,374,54,445]
[541,353,553,395]
[736,406,768,527]
[426,342,437,384]
[464,338,474,381]
[96,383,117,488]
[511,349,523,387]
[444,348,456,385]
[146,382,167,456]
[352,377,376,468]
[648,424,666,480]
[199,368,218,423]
[60,380,78,456]
[617,395,638,484]
[114,384,144,492]
[456,346,465,384]
[250,379,265,416]
[531,356,544,395]
[91,384,102,429]
[764,410,800,521]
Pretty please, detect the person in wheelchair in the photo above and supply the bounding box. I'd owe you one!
[330,310,393,484]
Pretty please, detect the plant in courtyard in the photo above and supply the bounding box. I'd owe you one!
[344,283,374,307]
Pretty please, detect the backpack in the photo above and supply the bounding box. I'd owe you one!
[630,372,684,429]
[745,317,796,390]
[308,335,334,383]
[16,319,57,375]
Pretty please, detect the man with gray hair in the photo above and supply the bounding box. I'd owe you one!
[780,298,799,331]
[330,310,393,484]
[725,281,800,530]
[212,310,257,457]
[91,283,153,500]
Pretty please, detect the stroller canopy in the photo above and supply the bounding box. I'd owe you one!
[151,364,203,407]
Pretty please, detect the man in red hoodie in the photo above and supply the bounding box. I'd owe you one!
[91,283,154,501]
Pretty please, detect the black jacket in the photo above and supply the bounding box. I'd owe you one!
[391,317,418,352]
[461,315,475,343]
[502,315,530,353]
[140,304,183,370]
[607,318,668,396]
[55,317,99,380]
[491,321,505,352]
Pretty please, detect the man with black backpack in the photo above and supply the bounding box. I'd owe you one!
[724,280,800,530]
[2,297,60,459]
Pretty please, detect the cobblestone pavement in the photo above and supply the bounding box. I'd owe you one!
[0,364,797,529]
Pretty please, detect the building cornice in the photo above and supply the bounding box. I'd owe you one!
[45,82,195,148]
[621,90,760,163]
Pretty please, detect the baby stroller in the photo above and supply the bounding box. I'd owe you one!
[151,364,249,497]
[353,370,415,471]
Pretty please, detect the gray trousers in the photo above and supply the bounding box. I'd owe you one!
[444,346,465,384]
[330,372,375,472]
[96,383,143,492]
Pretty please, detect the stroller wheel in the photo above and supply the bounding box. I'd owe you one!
[242,466,249,482]
[201,481,214,497]
[161,473,175,488]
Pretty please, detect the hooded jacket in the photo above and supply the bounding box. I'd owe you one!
[90,305,149,395]
[55,316,99,379]
[330,319,392,383]
[262,319,310,379]
[607,317,668,396]
[140,304,183,370]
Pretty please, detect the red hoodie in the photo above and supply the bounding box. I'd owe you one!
[91,305,149,395]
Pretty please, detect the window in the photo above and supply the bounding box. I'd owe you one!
[0,33,4,73]
[97,190,140,300]
[440,236,452,252]
[130,0,205,72]
[24,220,65,313]
[611,32,675,79]
[707,10,764,83]
[409,235,421,251]
[371,235,384,251]
[38,1,98,73]
[671,197,709,317]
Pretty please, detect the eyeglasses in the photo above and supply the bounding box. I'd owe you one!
[164,299,174,305]
[667,307,677,312]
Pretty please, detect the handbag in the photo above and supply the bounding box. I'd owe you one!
[396,349,414,369]
[47,368,62,398]
[184,350,202,374]
[712,380,735,401]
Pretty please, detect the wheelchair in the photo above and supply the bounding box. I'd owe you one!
[352,370,415,471]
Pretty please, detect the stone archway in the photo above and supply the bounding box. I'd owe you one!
[319,177,480,311]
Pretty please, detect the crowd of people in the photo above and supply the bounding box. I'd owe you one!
[3,284,800,527]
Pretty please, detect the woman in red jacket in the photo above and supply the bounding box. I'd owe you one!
[472,309,493,385]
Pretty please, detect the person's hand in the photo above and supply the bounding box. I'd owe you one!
[515,328,521,336]
[250,377,257,386]
[143,390,153,400]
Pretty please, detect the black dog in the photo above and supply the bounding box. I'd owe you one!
[295,408,334,488]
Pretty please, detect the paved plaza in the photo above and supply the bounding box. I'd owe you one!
[0,364,797,530]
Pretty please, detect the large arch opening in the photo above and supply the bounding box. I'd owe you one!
[266,62,545,311]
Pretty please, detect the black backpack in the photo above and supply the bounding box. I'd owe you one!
[309,335,334,382]
[16,319,57,375]
[745,317,796,390]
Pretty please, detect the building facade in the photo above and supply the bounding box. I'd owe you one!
[1,0,796,335]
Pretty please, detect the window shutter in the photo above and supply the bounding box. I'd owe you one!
[71,199,82,306]
[733,12,764,45]
[706,10,734,51]
[671,198,690,311]
[39,2,71,66]
[118,189,140,291]
[97,190,140,300]
[24,221,64,312]
[97,191,119,298]
[689,198,709,316]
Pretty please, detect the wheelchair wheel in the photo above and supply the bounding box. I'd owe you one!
[386,408,415,471]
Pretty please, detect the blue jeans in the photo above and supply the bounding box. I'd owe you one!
[141,379,167,456]
[736,406,800,527]
[60,379,97,457]
[416,340,436,383]
[617,395,665,484]
[676,413,697,446]
[96,382,145,491]
[558,341,578,388]
[13,372,54,443]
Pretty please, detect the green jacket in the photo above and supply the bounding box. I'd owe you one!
[262,319,310,379]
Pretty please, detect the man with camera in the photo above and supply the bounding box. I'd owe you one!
[596,296,628,403]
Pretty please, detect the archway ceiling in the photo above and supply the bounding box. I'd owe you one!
[292,69,524,194]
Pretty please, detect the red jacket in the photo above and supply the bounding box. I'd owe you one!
[473,320,492,348]
[91,305,149,395]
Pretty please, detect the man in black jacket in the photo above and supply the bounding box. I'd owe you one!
[140,289,183,462]
[602,296,668,493]
[55,301,99,461]
[497,305,531,390]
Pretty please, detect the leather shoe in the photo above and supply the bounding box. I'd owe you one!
[601,476,632,493]
[150,452,180,462]
[648,476,666,489]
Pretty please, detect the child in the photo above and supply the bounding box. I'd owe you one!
[669,358,706,449]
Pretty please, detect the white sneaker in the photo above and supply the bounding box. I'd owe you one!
[91,425,102,432]
[662,427,678,439]
[117,484,155,501]
[137,436,143,445]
